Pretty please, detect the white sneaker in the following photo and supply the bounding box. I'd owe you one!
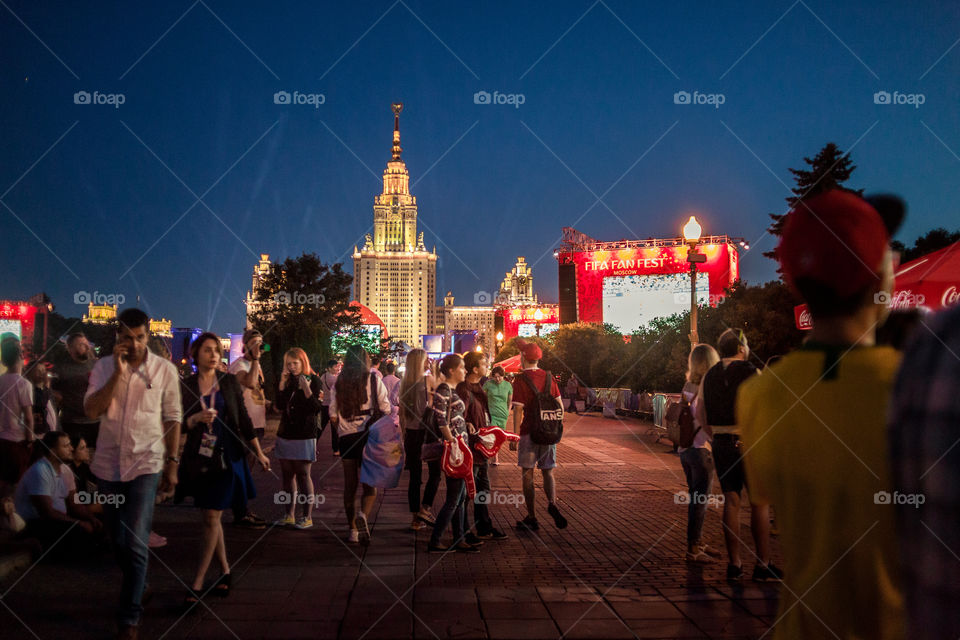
[348,529,359,543]
[355,514,371,547]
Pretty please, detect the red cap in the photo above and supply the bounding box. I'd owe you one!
[777,190,903,299]
[517,339,542,362]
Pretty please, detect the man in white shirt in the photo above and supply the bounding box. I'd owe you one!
[15,431,101,554]
[226,329,268,528]
[84,309,181,640]
[0,337,35,487]
[381,362,401,426]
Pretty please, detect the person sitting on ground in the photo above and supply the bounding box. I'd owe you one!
[739,189,907,639]
[0,485,25,537]
[14,431,101,555]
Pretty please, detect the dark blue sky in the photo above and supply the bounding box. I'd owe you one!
[3,1,958,334]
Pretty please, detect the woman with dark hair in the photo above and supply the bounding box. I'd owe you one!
[427,354,481,554]
[330,344,389,546]
[399,348,440,531]
[25,363,57,435]
[178,332,270,606]
[273,348,323,529]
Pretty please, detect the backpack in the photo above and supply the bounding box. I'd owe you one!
[675,397,699,448]
[520,370,564,445]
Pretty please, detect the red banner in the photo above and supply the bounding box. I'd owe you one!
[794,304,812,330]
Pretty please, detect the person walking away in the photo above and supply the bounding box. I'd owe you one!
[679,344,722,563]
[330,345,389,545]
[398,349,440,531]
[738,189,906,638]
[696,328,779,582]
[83,309,182,640]
[510,341,567,531]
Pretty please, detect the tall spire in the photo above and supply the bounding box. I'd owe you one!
[391,102,403,160]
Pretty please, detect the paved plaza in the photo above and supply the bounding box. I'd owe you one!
[0,412,783,639]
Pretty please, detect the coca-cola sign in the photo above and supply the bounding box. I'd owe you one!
[888,290,926,309]
[943,286,960,307]
[794,304,812,330]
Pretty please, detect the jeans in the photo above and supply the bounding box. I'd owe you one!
[404,429,441,513]
[429,476,466,546]
[98,472,160,627]
[473,461,492,533]
[679,447,714,548]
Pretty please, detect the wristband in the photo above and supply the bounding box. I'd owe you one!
[166,456,180,464]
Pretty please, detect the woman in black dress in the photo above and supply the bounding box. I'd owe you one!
[178,333,270,605]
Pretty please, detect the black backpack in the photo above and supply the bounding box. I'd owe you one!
[520,370,564,445]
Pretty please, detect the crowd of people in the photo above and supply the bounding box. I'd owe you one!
[0,310,568,640]
[671,189,960,639]
[1,189,958,639]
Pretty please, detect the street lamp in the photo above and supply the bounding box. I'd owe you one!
[683,216,706,345]
[533,309,544,338]
[495,331,504,357]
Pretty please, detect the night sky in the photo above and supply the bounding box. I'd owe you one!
[2,1,958,335]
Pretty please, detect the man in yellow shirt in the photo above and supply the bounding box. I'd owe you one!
[738,190,906,639]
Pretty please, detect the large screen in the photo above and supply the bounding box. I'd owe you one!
[518,323,558,337]
[602,272,709,333]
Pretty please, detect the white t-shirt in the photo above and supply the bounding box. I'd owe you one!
[228,358,267,430]
[0,374,34,442]
[329,375,390,436]
[14,458,68,520]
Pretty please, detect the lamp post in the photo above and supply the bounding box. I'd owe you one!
[533,309,544,338]
[683,216,705,345]
[495,331,504,357]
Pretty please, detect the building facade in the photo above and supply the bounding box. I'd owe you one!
[497,256,538,305]
[440,292,495,354]
[352,103,437,348]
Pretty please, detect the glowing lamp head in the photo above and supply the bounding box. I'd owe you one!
[683,216,702,243]
[496,331,504,342]
[533,309,544,322]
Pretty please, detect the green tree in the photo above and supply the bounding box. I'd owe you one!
[891,227,960,263]
[247,253,355,391]
[764,142,861,261]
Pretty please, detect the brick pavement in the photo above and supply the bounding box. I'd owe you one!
[0,412,783,639]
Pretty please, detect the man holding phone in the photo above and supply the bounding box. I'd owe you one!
[84,308,181,640]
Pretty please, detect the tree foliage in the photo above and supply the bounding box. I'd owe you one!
[891,227,960,263]
[764,142,861,261]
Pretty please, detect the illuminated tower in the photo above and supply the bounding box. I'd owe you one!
[353,103,437,347]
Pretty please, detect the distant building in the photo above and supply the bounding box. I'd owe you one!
[244,253,273,329]
[440,292,495,355]
[352,103,437,348]
[497,256,538,305]
[83,303,172,336]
